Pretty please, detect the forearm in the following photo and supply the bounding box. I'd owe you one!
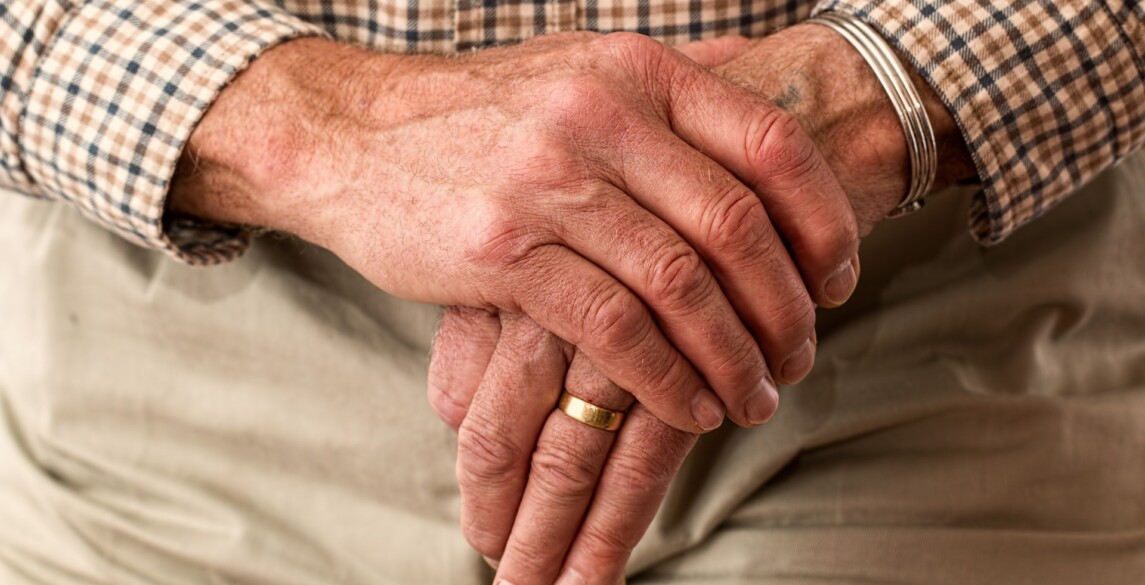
[168,38,395,243]
[1,0,322,262]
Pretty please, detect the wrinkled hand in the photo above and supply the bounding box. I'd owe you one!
[426,25,977,585]
[430,308,695,585]
[171,31,862,434]
[713,25,976,228]
[424,39,793,584]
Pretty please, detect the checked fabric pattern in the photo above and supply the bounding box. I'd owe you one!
[1,0,1142,263]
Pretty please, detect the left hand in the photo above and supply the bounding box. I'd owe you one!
[430,308,695,585]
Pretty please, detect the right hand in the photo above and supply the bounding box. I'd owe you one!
[170,32,859,432]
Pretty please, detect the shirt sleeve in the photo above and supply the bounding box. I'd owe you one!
[1,1,324,265]
[812,0,1145,245]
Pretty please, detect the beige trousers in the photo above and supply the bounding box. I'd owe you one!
[1,154,1144,584]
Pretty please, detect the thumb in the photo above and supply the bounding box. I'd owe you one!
[673,35,754,68]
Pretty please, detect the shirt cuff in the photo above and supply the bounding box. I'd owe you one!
[19,0,325,265]
[812,0,1145,245]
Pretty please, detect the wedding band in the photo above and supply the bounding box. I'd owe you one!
[556,391,625,432]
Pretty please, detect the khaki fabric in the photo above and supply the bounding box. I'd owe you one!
[631,156,1145,583]
[1,153,1144,584]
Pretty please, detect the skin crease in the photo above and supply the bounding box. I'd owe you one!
[168,25,975,585]
[428,26,976,585]
[170,32,865,436]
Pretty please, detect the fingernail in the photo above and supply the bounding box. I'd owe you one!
[484,556,500,570]
[555,568,588,585]
[780,337,816,383]
[691,391,725,431]
[494,580,515,585]
[745,378,779,425]
[824,258,858,306]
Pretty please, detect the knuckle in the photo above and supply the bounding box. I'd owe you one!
[579,287,689,407]
[583,284,650,354]
[600,31,662,60]
[467,207,542,270]
[706,334,763,382]
[606,452,675,500]
[523,137,592,185]
[437,306,498,342]
[747,220,784,266]
[578,518,640,560]
[456,420,524,487]
[634,356,687,406]
[529,438,603,503]
[598,32,677,99]
[547,77,612,121]
[746,109,821,183]
[644,244,711,311]
[763,292,816,341]
[787,193,860,268]
[543,83,643,163]
[498,314,555,356]
[720,209,786,282]
[701,184,769,255]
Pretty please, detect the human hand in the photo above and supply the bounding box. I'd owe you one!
[713,24,977,231]
[430,308,695,585]
[423,39,767,583]
[426,27,979,584]
[169,31,862,434]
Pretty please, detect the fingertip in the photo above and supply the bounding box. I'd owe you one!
[822,256,858,307]
[778,336,816,384]
[427,307,502,424]
[743,376,780,426]
[427,385,469,430]
[690,391,725,432]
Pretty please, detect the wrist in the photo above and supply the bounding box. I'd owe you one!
[167,37,404,243]
[717,24,976,234]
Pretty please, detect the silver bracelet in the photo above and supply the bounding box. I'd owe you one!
[807,12,937,217]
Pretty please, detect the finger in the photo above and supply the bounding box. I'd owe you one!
[597,120,811,406]
[544,187,775,428]
[663,47,861,310]
[494,353,633,585]
[610,38,853,385]
[556,404,698,585]
[600,34,834,389]
[508,244,725,434]
[455,315,568,560]
[428,306,501,430]
[673,35,754,68]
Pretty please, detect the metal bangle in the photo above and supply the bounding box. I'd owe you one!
[807,12,938,217]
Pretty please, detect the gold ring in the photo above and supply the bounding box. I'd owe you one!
[556,391,625,432]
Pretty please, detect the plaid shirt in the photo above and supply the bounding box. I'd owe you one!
[1,1,1142,264]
